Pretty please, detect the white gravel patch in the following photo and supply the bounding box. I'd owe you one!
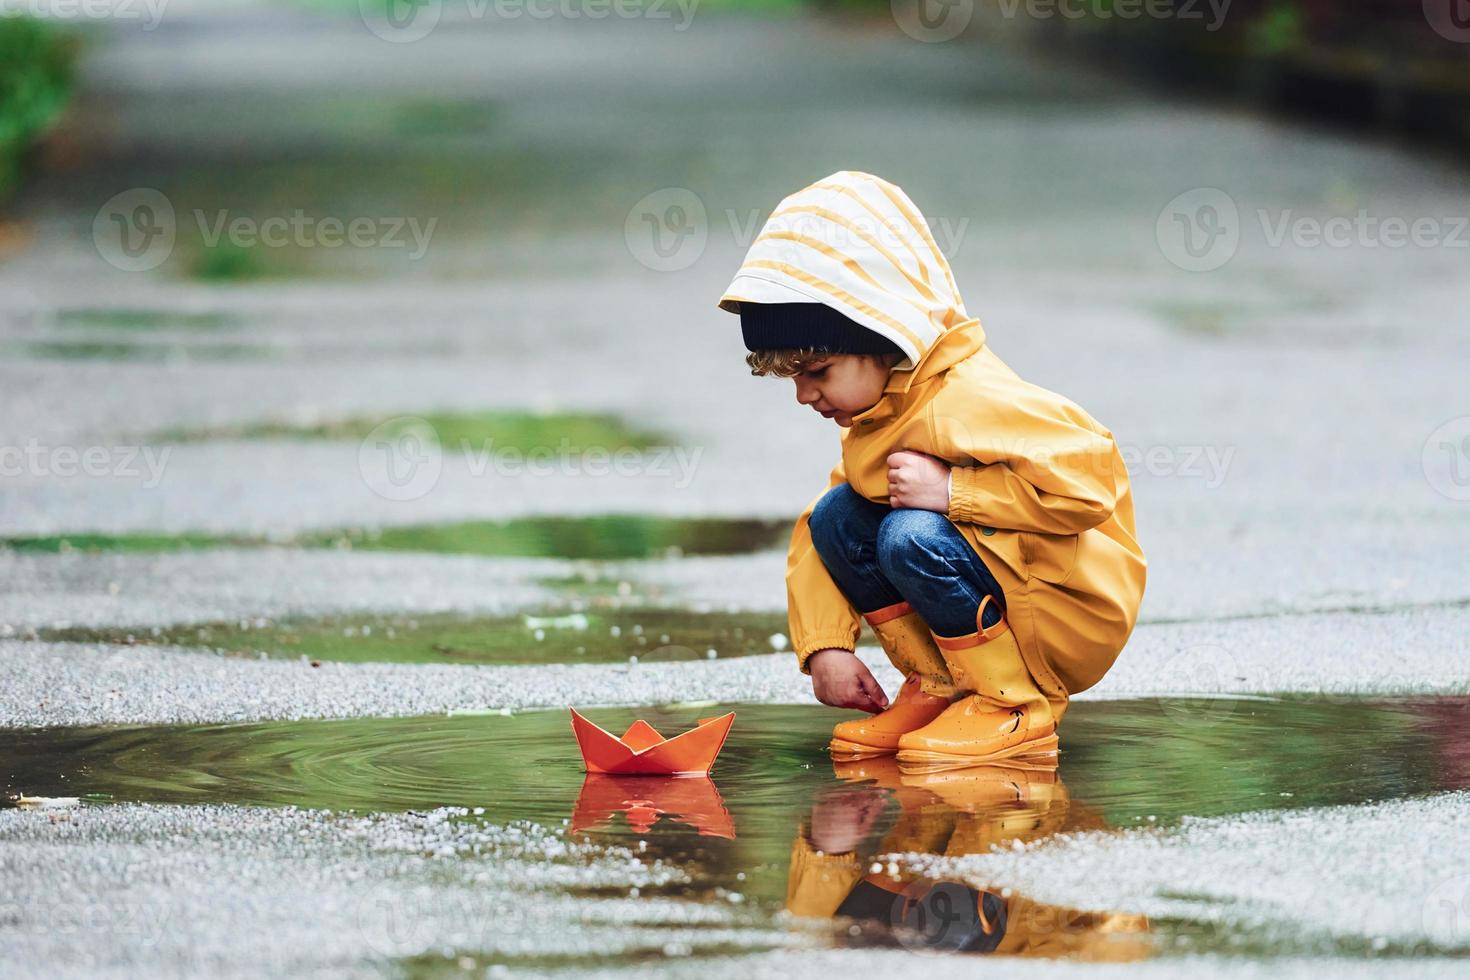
[0,802,796,979]
[603,950,1470,980]
[895,791,1470,957]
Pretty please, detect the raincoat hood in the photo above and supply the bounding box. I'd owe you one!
[718,170,983,379]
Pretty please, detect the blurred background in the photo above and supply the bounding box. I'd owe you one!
[3,2,1470,975]
[2,0,1468,623]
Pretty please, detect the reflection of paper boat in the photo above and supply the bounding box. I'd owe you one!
[569,708,735,775]
[571,773,736,838]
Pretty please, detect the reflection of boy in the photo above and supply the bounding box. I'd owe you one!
[785,761,1149,959]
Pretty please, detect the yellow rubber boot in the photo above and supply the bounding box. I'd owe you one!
[896,596,1060,772]
[829,601,956,760]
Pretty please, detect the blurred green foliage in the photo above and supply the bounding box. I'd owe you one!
[0,15,73,200]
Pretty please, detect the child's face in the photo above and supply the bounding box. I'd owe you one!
[792,353,894,427]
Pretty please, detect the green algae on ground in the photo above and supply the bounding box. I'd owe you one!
[160,409,672,452]
[38,609,792,666]
[0,514,789,559]
[55,309,240,331]
[3,340,270,362]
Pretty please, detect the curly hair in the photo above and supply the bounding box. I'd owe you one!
[746,348,901,378]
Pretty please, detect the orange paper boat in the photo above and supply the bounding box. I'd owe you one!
[569,708,735,775]
[570,773,736,838]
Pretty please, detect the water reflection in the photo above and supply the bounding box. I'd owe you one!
[789,758,1151,960]
[571,774,735,838]
[5,698,1465,962]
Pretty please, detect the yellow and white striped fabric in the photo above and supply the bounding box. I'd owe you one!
[717,170,969,371]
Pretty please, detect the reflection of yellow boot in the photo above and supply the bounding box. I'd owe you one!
[830,601,956,760]
[909,765,1069,857]
[897,597,1060,772]
[900,761,1063,815]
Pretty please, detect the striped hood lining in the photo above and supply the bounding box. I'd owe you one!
[717,170,976,373]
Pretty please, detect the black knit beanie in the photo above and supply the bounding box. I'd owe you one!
[739,301,904,358]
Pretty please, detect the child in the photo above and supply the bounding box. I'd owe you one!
[716,171,1146,770]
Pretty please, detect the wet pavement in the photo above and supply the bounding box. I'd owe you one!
[2,2,1470,977]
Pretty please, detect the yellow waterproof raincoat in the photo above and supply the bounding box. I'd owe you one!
[717,171,1146,702]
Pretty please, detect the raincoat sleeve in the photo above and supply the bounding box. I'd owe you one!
[785,830,864,920]
[787,458,863,674]
[933,393,1119,536]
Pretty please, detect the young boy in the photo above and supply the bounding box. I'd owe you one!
[716,171,1146,770]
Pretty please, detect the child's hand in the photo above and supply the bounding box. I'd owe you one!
[808,649,889,714]
[887,449,951,512]
[807,784,887,854]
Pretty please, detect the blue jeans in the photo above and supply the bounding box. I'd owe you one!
[809,483,1005,637]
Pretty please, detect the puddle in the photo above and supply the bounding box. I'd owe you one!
[2,515,790,559]
[40,608,791,666]
[5,697,1466,963]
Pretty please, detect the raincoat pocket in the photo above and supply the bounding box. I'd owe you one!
[1019,530,1080,586]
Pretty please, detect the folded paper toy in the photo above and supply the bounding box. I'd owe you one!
[569,708,735,776]
[571,773,735,838]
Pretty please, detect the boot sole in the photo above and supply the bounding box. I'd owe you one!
[828,736,899,759]
[895,734,1060,773]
